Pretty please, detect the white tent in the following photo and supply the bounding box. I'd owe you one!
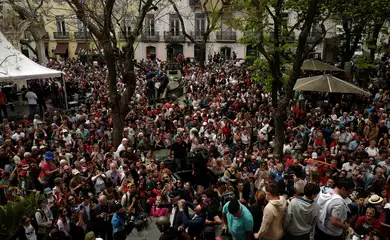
[0,31,68,109]
[0,31,62,89]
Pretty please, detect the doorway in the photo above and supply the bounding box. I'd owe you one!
[146,46,156,60]
[167,43,183,59]
[220,47,231,59]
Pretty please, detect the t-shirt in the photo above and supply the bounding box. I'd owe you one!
[222,201,254,239]
[38,161,50,185]
[23,224,37,240]
[25,91,38,105]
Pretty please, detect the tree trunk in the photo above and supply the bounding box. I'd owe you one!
[112,104,125,147]
[35,38,46,65]
[29,23,48,65]
[273,107,286,158]
[369,22,383,62]
[273,0,320,157]
[199,43,206,71]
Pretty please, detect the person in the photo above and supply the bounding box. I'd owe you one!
[222,198,254,240]
[169,136,188,171]
[38,152,59,188]
[284,183,320,240]
[94,195,115,240]
[35,198,54,240]
[111,205,127,240]
[355,207,381,235]
[56,207,71,239]
[25,88,38,118]
[0,88,8,119]
[203,188,223,240]
[10,216,38,240]
[315,178,355,240]
[254,183,287,240]
[156,216,179,240]
[177,200,205,239]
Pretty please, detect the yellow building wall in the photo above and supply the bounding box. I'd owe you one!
[42,1,141,61]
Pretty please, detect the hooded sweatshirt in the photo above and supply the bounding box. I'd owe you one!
[316,189,349,236]
[258,196,287,240]
[284,197,317,236]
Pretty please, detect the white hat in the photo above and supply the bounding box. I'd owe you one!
[24,152,31,157]
[202,122,207,126]
[368,194,383,204]
[72,169,80,175]
[62,129,69,133]
[122,138,128,142]
[311,152,318,159]
[31,146,38,150]
[60,160,67,165]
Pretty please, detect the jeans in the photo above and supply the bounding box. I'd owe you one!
[28,104,37,118]
[0,104,7,119]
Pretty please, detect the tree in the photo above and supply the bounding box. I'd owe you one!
[5,0,48,64]
[327,0,390,68]
[65,0,163,147]
[232,0,329,157]
[167,0,228,70]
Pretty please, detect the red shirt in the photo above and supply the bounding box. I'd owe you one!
[355,216,381,232]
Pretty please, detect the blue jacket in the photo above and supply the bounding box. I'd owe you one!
[179,212,205,238]
[111,213,125,233]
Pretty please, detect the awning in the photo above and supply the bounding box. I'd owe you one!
[75,43,86,54]
[54,43,68,55]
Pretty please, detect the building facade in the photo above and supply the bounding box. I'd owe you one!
[1,0,367,63]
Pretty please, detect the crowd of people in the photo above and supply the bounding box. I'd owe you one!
[0,55,390,240]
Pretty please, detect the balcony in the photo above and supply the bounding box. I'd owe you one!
[189,0,201,7]
[53,32,70,40]
[140,32,160,42]
[74,31,91,40]
[164,31,186,42]
[216,31,236,42]
[190,31,207,41]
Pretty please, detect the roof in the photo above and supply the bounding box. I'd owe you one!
[0,31,62,81]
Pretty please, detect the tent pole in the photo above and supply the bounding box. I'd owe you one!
[62,74,68,110]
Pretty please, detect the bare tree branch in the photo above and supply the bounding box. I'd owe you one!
[20,39,38,55]
[168,0,197,43]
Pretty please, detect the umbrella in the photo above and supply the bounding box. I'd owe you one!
[293,74,370,95]
[301,59,344,72]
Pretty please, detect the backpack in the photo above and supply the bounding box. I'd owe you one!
[30,208,47,231]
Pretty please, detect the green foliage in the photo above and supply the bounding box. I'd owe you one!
[353,56,376,69]
[249,57,273,92]
[0,192,41,238]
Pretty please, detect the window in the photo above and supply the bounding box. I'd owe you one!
[195,13,205,35]
[221,15,232,32]
[145,14,155,36]
[170,14,180,36]
[55,15,66,33]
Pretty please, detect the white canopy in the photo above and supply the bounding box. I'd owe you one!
[0,31,62,82]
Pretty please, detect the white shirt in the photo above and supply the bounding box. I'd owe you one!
[342,162,357,172]
[12,132,25,141]
[170,205,177,227]
[23,224,37,240]
[25,91,38,105]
